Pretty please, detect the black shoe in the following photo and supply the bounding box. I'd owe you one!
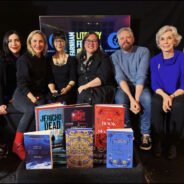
[0,144,8,159]
[167,145,177,160]
[140,134,152,150]
[153,142,162,158]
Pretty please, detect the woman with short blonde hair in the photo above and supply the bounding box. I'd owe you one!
[156,25,182,48]
[12,30,53,160]
[27,30,48,56]
[150,25,184,160]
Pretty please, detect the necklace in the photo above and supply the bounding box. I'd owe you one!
[53,53,67,66]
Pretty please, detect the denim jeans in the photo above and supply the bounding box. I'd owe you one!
[115,86,152,135]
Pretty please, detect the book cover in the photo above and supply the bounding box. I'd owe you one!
[106,128,134,168]
[93,146,106,165]
[65,128,93,168]
[64,104,93,129]
[24,130,53,169]
[35,103,67,164]
[94,104,125,149]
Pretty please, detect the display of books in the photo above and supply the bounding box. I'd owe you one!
[24,130,53,169]
[106,128,134,168]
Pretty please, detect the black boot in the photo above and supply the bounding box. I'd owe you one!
[167,144,177,160]
[153,141,162,158]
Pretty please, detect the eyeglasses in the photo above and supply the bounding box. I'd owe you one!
[85,39,98,44]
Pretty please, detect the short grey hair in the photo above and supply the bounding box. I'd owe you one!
[156,25,182,48]
[116,27,134,40]
[27,30,48,56]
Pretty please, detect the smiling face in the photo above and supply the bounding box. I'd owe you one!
[117,30,134,52]
[53,38,65,53]
[8,33,21,55]
[30,33,45,56]
[84,34,99,55]
[158,31,176,53]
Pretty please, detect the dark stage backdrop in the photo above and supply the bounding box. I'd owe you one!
[0,1,184,56]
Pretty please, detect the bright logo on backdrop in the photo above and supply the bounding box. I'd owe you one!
[49,34,54,48]
[107,32,119,49]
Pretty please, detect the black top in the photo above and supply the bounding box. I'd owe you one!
[77,52,116,86]
[48,56,77,90]
[77,52,116,104]
[0,54,18,104]
[0,59,5,105]
[16,52,52,96]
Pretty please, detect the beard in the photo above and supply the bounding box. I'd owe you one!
[120,42,133,52]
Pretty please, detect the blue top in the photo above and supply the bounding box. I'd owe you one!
[111,46,150,86]
[150,49,184,94]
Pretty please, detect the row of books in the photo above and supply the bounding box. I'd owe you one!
[35,103,126,149]
[23,103,133,169]
[24,128,133,169]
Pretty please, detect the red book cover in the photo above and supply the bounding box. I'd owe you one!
[94,104,125,150]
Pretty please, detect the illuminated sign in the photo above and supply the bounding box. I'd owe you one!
[39,15,130,56]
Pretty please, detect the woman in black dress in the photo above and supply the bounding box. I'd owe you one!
[47,30,77,104]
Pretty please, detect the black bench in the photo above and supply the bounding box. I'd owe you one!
[16,148,146,183]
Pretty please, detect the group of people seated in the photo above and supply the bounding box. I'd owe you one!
[0,25,184,162]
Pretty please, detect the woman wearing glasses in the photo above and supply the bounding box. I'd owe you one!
[77,31,116,105]
[47,30,77,104]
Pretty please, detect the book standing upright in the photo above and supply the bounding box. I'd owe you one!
[35,103,66,165]
[24,130,53,169]
[106,128,134,168]
[65,128,93,168]
[94,104,125,150]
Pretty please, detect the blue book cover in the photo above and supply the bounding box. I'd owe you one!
[35,103,65,149]
[35,103,66,164]
[65,128,93,168]
[106,128,134,168]
[24,130,53,169]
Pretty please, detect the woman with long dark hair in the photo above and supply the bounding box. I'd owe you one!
[77,32,116,105]
[0,30,24,112]
[0,30,25,156]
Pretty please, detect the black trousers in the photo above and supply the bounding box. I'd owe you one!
[151,94,184,144]
[12,89,49,132]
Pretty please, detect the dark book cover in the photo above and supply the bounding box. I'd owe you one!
[94,104,125,149]
[106,128,134,168]
[65,128,93,168]
[24,130,53,169]
[64,104,93,129]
